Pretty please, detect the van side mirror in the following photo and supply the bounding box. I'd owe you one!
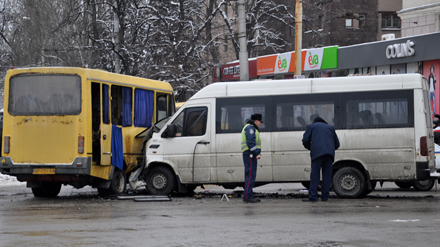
[161,124,177,138]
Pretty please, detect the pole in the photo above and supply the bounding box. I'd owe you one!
[114,11,120,73]
[294,0,302,76]
[238,0,249,81]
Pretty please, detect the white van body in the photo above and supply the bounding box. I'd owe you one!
[145,74,435,198]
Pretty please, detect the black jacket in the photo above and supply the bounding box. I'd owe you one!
[302,117,340,161]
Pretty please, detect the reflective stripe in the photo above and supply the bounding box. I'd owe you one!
[250,146,257,151]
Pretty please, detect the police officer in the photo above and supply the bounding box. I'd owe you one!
[241,113,262,203]
[302,116,340,202]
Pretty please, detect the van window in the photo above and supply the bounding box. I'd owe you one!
[171,107,208,137]
[343,90,413,129]
[216,97,268,133]
[276,102,335,131]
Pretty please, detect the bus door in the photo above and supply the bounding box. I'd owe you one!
[164,105,212,182]
[100,84,112,165]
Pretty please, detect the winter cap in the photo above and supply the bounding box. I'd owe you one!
[251,113,263,123]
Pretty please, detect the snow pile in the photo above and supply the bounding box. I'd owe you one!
[0,174,24,186]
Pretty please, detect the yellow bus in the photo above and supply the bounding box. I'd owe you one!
[0,67,174,197]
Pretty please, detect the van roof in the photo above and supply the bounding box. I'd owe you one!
[190,74,426,100]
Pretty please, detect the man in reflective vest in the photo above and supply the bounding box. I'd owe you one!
[241,113,262,203]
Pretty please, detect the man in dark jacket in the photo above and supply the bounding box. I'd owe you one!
[241,114,262,203]
[302,116,340,202]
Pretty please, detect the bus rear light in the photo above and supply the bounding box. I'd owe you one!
[420,136,428,156]
[78,136,84,154]
[4,136,10,154]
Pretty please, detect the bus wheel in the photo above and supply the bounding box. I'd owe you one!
[412,178,435,191]
[146,167,175,195]
[332,167,366,198]
[32,182,62,198]
[98,169,127,197]
[394,181,412,189]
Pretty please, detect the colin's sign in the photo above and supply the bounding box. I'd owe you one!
[386,40,415,59]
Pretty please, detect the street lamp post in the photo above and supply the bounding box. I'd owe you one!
[238,0,249,81]
[294,0,302,77]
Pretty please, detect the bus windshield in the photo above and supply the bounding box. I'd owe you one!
[9,74,81,115]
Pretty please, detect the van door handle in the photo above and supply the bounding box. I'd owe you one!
[198,141,210,145]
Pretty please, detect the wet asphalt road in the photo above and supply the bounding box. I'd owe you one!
[0,182,440,247]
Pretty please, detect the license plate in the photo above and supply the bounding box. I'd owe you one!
[33,168,55,175]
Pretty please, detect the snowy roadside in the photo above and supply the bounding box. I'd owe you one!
[0,174,24,187]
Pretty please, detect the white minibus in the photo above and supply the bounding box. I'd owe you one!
[143,74,435,198]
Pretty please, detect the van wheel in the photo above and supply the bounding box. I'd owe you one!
[32,182,62,198]
[412,178,435,191]
[146,167,176,195]
[394,181,412,189]
[332,167,366,198]
[98,169,126,197]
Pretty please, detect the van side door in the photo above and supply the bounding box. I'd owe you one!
[163,105,212,183]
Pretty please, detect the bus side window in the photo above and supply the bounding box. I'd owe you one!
[134,89,154,127]
[102,84,110,124]
[157,95,167,121]
[111,85,132,126]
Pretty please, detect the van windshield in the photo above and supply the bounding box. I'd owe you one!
[8,74,81,116]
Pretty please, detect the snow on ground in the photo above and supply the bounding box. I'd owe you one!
[0,174,24,186]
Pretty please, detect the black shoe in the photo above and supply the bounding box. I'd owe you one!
[302,198,317,202]
[243,198,261,203]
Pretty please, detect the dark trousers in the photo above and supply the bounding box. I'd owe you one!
[309,154,333,201]
[243,153,258,200]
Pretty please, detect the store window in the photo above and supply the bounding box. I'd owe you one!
[381,13,400,28]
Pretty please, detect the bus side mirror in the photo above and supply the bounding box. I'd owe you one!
[161,124,177,138]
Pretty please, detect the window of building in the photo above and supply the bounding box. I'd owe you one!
[345,18,353,27]
[359,14,366,27]
[381,13,400,28]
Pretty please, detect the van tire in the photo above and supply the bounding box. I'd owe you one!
[412,178,435,191]
[332,167,366,198]
[32,182,62,198]
[146,167,175,195]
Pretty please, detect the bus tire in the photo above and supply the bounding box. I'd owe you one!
[146,167,175,195]
[32,182,62,198]
[412,178,435,191]
[98,169,127,197]
[394,181,412,189]
[332,167,367,198]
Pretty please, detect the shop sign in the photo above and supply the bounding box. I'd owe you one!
[386,40,415,59]
[257,55,277,75]
[274,53,291,74]
[303,48,324,71]
[222,64,240,80]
